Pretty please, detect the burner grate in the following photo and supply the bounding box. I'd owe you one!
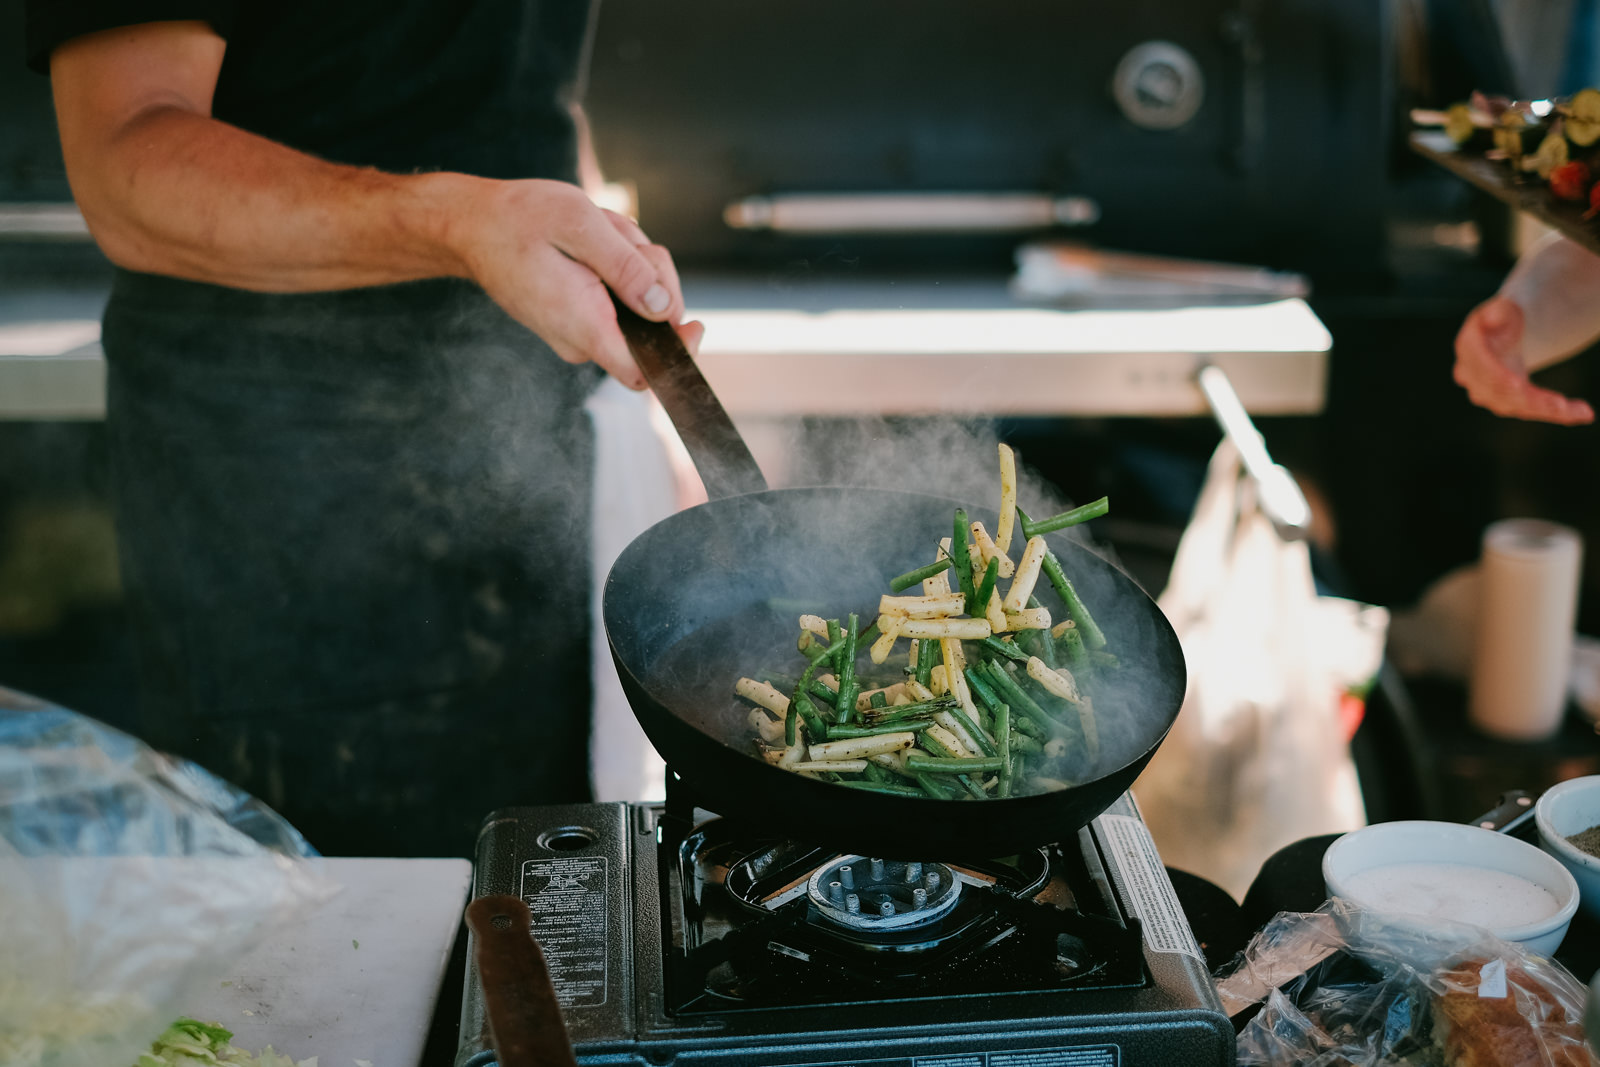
[663,812,1147,1015]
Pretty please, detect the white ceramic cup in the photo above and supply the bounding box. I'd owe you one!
[1323,820,1579,957]
[1535,776,1600,922]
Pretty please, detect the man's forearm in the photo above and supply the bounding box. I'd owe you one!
[70,106,484,291]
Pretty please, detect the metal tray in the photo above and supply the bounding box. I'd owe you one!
[1411,129,1600,257]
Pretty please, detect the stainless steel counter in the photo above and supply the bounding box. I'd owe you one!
[0,273,1329,419]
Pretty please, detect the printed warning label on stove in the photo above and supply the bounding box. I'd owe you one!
[772,1046,1117,1067]
[519,856,607,1007]
[1095,812,1204,962]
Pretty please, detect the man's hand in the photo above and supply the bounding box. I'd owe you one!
[1453,296,1595,425]
[48,20,701,391]
[449,180,701,390]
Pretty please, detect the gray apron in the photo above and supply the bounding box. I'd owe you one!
[104,272,602,857]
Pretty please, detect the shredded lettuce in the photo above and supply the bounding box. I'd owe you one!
[134,1018,317,1067]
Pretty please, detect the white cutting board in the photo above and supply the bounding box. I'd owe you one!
[183,858,472,1067]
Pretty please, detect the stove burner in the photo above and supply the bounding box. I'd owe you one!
[806,856,960,931]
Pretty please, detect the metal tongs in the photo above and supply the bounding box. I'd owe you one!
[1196,363,1312,542]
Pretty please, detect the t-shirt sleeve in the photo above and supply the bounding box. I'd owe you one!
[24,1,237,74]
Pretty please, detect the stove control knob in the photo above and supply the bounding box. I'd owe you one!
[1112,40,1204,130]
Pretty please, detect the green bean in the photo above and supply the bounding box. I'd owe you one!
[827,721,934,738]
[788,633,847,744]
[1039,549,1107,650]
[915,772,960,800]
[943,702,997,757]
[837,780,925,798]
[995,702,1013,798]
[1012,714,1046,739]
[952,508,976,611]
[980,660,1058,736]
[793,692,828,741]
[1008,731,1044,754]
[919,732,988,799]
[857,620,881,649]
[906,754,1005,774]
[862,761,889,784]
[1057,622,1088,671]
[868,691,888,709]
[889,557,952,593]
[980,636,1029,663]
[973,555,1000,618]
[1089,650,1120,669]
[964,666,1005,716]
[836,613,861,723]
[1021,496,1109,538]
[915,632,939,686]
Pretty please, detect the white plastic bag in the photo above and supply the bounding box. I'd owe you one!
[1133,439,1386,899]
[0,687,338,1067]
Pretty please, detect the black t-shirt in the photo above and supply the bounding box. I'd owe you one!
[24,0,595,181]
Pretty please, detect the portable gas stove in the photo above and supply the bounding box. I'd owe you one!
[455,785,1232,1066]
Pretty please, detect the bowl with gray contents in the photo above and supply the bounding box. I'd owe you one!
[1535,776,1600,920]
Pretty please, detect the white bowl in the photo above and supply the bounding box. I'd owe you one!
[1323,820,1579,956]
[1535,776,1600,921]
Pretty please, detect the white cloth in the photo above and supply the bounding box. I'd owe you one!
[585,379,678,802]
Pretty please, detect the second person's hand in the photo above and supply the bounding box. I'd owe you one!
[1453,296,1595,425]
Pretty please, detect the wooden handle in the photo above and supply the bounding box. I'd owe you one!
[465,895,578,1067]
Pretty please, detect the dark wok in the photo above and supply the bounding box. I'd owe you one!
[600,304,1186,858]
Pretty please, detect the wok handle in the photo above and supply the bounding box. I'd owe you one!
[465,894,578,1067]
[611,296,768,501]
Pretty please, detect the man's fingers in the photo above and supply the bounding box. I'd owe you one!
[598,210,686,323]
[602,208,650,247]
[636,243,684,322]
[535,254,647,389]
[675,319,705,358]
[553,203,671,321]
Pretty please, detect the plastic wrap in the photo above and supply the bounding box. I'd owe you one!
[0,687,340,1067]
[1219,897,1598,1066]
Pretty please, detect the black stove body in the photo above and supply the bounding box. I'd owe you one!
[456,791,1233,1067]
